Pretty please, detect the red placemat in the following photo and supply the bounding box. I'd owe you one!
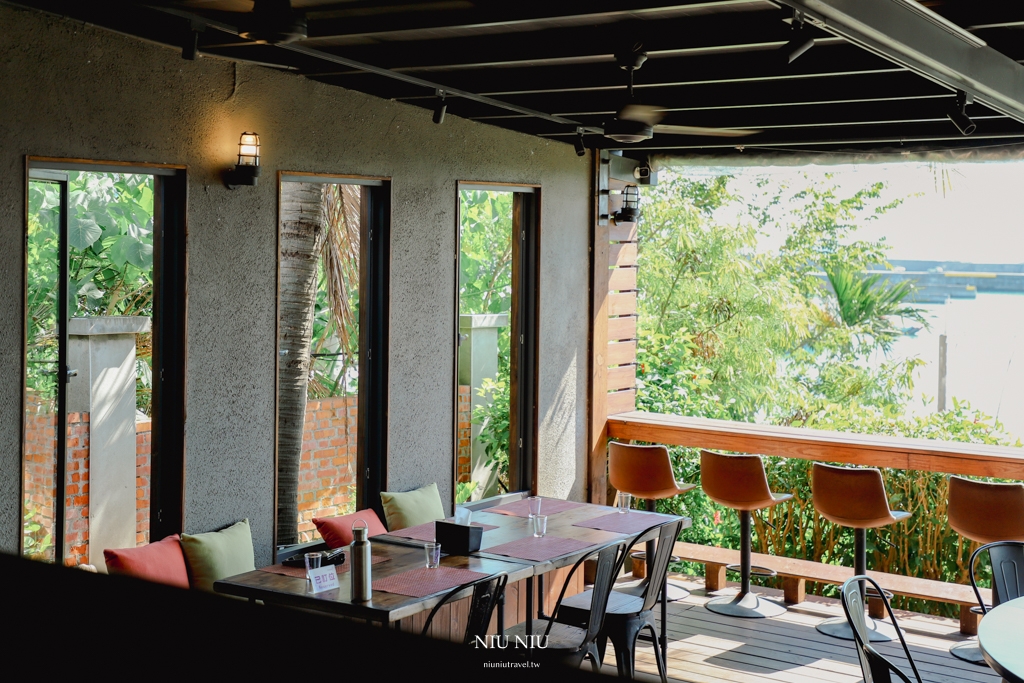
[487,497,589,518]
[372,566,489,598]
[573,512,678,535]
[389,520,499,542]
[485,536,595,562]
[258,552,390,579]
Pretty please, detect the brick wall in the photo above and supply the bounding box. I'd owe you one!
[297,395,358,543]
[136,420,151,546]
[457,385,472,484]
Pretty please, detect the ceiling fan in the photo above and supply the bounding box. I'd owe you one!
[598,45,760,144]
[189,0,308,47]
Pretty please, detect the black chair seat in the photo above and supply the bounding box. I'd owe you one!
[504,618,588,652]
[559,588,645,625]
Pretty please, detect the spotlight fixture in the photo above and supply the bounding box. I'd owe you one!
[573,128,586,157]
[781,13,813,64]
[433,90,447,125]
[224,132,261,189]
[614,184,641,223]
[947,90,976,136]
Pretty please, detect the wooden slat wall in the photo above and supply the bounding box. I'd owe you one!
[607,177,638,418]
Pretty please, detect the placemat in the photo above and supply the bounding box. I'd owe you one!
[389,520,499,542]
[372,566,489,598]
[484,535,595,562]
[572,511,678,535]
[258,552,390,579]
[487,497,589,518]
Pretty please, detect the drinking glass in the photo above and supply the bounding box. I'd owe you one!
[425,542,441,569]
[616,491,632,514]
[527,496,542,518]
[533,515,548,538]
[304,552,322,581]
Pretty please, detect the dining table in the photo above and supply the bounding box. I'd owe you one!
[215,494,691,642]
[978,596,1024,683]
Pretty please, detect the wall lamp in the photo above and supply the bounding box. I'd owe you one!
[224,132,261,189]
[433,90,447,125]
[615,184,641,223]
[947,91,976,136]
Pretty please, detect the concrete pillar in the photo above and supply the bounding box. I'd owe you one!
[458,314,508,499]
[68,316,150,571]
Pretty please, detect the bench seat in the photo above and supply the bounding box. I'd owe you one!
[673,541,991,634]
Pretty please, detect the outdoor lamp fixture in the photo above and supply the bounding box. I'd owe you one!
[433,90,447,124]
[224,132,261,189]
[615,184,641,223]
[574,127,586,157]
[947,90,976,136]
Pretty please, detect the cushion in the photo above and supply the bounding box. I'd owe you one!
[313,509,388,549]
[179,519,256,592]
[380,483,446,531]
[103,534,190,589]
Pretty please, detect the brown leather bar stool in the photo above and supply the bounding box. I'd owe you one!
[609,442,696,600]
[700,450,792,618]
[947,475,1024,664]
[812,463,910,641]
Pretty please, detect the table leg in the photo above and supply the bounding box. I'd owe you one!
[526,576,534,636]
[537,573,545,619]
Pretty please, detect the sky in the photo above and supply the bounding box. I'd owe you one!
[669,161,1024,265]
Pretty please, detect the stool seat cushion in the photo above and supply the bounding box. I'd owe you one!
[812,463,910,529]
[701,451,792,511]
[625,482,697,501]
[610,443,696,501]
[948,476,1024,543]
[103,534,189,589]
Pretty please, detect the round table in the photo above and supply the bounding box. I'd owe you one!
[979,596,1024,683]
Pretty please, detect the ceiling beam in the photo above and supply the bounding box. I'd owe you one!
[778,0,1024,124]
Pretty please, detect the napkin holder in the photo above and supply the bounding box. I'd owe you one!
[435,521,482,555]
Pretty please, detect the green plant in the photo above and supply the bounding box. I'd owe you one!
[473,375,510,492]
[22,505,53,561]
[455,481,480,505]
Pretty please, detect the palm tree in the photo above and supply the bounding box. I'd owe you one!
[824,264,926,353]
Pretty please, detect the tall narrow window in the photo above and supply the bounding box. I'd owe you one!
[455,184,538,504]
[22,161,186,568]
[276,175,390,548]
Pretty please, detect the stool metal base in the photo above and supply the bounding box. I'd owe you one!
[816,615,897,642]
[950,639,989,665]
[706,591,787,619]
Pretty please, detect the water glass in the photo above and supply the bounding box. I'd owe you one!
[616,491,632,514]
[425,542,441,569]
[533,515,548,538]
[304,552,322,581]
[527,496,542,518]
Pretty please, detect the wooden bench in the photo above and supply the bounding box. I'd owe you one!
[672,541,992,635]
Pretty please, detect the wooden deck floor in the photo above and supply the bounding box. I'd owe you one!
[600,575,1000,683]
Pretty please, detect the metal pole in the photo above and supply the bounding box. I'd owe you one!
[740,511,751,595]
[855,528,867,600]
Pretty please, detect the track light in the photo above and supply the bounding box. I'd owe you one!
[781,16,814,65]
[947,90,976,136]
[573,128,586,157]
[433,90,447,125]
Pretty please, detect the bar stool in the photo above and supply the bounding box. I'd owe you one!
[811,463,910,642]
[700,450,792,618]
[947,475,1024,664]
[609,442,696,600]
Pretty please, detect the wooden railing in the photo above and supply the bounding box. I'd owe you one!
[607,411,1024,479]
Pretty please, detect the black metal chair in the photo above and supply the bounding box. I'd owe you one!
[840,575,923,683]
[421,572,508,644]
[951,541,1024,665]
[555,519,683,682]
[503,541,627,672]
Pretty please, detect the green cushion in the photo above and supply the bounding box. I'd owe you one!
[380,483,446,531]
[180,519,256,592]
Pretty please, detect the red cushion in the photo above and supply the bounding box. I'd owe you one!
[103,534,190,589]
[313,509,388,548]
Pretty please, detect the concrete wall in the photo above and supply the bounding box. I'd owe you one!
[0,5,591,564]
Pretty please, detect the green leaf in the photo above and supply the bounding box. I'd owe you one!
[68,215,102,250]
[111,235,153,269]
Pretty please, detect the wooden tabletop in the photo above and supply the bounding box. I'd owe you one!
[214,541,533,623]
[979,596,1024,683]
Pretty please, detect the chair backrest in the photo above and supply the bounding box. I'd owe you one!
[948,476,1024,544]
[840,576,923,683]
[700,450,774,509]
[969,540,1024,612]
[609,442,677,496]
[421,572,508,644]
[632,520,685,613]
[545,541,627,650]
[812,463,893,527]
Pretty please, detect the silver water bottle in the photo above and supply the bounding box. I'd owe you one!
[350,520,372,602]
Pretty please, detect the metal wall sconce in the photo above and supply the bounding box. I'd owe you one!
[224,132,261,189]
[615,184,641,223]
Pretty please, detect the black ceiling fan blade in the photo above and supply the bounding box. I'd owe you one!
[617,104,664,126]
[654,124,760,138]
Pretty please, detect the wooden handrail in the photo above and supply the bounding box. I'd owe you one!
[607,411,1024,480]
